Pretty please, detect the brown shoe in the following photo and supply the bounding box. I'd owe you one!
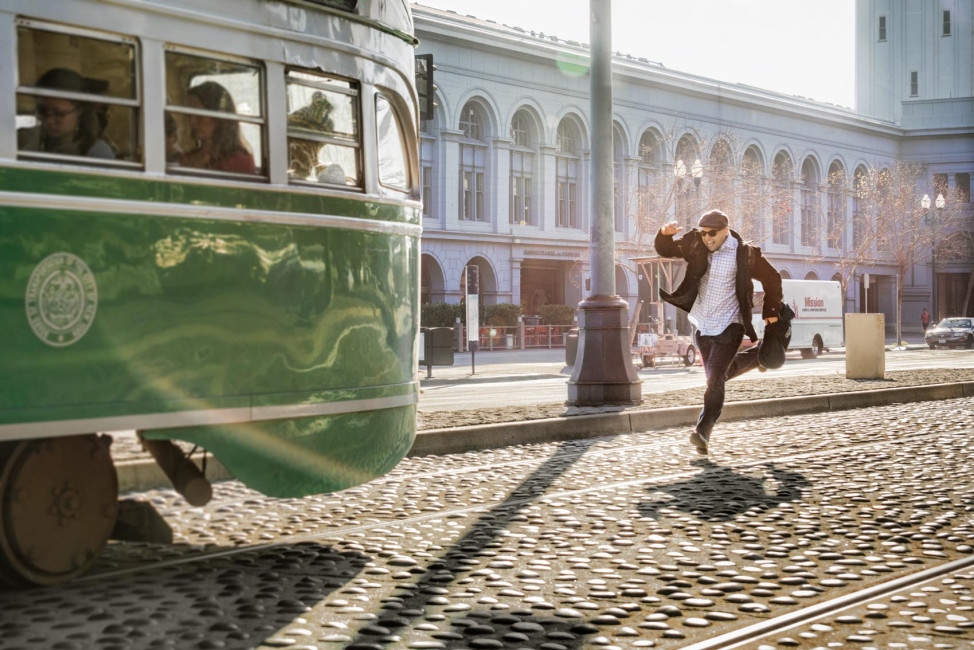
[689,431,709,455]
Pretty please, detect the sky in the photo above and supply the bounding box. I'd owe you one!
[413,0,856,108]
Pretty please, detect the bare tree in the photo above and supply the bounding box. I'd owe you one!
[812,165,884,309]
[851,161,968,343]
[608,125,794,339]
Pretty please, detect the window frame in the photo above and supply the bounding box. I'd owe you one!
[458,104,487,222]
[910,71,919,97]
[942,10,951,36]
[878,15,887,42]
[164,45,267,182]
[509,111,534,226]
[283,68,361,189]
[374,91,411,192]
[15,18,142,169]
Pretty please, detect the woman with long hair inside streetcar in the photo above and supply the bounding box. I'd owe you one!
[179,80,256,174]
[18,68,115,159]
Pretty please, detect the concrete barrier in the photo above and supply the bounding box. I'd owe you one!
[845,313,886,379]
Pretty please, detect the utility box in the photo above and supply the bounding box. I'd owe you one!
[421,327,454,377]
[845,313,885,379]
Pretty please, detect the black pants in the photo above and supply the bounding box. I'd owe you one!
[693,323,761,438]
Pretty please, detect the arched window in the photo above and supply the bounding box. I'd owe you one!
[556,118,579,228]
[772,153,793,245]
[637,130,661,225]
[419,103,437,219]
[740,147,764,242]
[674,135,701,229]
[852,166,868,249]
[509,110,535,225]
[708,139,734,214]
[459,102,487,221]
[826,162,845,250]
[800,158,820,247]
[613,123,626,232]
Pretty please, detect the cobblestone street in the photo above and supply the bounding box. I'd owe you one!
[2,397,973,650]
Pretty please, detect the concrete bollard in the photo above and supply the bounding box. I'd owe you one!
[845,313,885,379]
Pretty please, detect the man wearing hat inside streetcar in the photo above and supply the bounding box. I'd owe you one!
[654,209,784,455]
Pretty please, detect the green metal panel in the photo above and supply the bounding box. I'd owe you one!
[0,166,419,224]
[145,407,415,497]
[0,167,419,496]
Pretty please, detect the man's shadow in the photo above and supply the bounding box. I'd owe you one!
[637,461,810,522]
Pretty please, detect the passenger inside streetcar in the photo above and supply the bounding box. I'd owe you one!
[17,68,115,159]
[179,80,256,174]
[164,112,183,163]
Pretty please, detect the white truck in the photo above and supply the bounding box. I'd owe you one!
[752,279,844,359]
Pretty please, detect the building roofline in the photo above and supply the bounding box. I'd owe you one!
[413,5,909,137]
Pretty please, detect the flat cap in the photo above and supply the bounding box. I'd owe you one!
[698,210,728,230]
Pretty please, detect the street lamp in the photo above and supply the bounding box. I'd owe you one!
[691,158,703,187]
[922,193,944,320]
[674,159,687,180]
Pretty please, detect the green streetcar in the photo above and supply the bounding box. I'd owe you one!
[0,0,421,586]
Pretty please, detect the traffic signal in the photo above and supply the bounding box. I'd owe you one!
[415,54,436,121]
[465,264,479,295]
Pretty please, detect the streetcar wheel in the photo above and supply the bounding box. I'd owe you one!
[684,346,696,366]
[0,435,118,587]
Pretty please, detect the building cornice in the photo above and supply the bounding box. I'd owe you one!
[413,5,910,139]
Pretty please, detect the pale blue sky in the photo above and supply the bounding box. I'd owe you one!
[413,1,856,108]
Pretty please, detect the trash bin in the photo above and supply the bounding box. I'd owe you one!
[505,334,515,349]
[566,328,579,366]
[845,313,885,379]
[420,326,455,377]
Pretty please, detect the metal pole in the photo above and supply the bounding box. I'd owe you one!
[566,0,642,406]
[589,0,614,299]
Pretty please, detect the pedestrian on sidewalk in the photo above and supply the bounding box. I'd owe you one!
[654,209,783,455]
[921,307,931,331]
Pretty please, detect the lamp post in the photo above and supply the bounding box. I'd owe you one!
[567,0,642,406]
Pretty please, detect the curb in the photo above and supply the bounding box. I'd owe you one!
[117,380,974,493]
[407,380,974,457]
[420,372,565,387]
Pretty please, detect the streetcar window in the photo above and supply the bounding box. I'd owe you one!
[285,69,361,188]
[376,93,411,191]
[165,50,264,178]
[16,22,140,165]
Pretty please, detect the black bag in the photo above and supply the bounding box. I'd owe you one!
[758,303,795,370]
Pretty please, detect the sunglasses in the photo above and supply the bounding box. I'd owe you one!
[699,228,723,238]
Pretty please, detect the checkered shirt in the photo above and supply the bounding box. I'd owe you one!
[689,234,743,335]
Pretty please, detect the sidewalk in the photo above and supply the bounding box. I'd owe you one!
[419,347,570,385]
[420,335,930,386]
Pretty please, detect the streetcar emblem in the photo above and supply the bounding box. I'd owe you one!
[25,252,98,347]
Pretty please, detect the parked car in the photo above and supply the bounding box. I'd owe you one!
[925,317,974,349]
[636,331,697,367]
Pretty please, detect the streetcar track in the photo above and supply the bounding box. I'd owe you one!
[152,398,969,515]
[682,553,974,650]
[87,421,970,583]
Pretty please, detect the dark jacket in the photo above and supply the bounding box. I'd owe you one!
[654,228,782,342]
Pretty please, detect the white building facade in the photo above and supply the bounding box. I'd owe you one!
[415,1,973,334]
